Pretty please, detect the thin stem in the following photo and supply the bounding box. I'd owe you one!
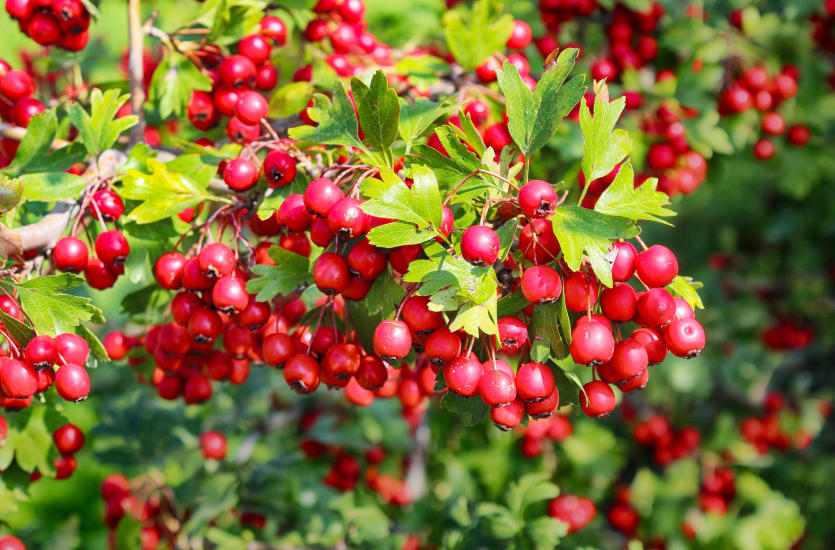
[443,169,519,206]
[634,235,649,251]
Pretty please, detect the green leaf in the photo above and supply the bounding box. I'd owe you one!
[495,218,518,261]
[506,473,560,518]
[0,176,23,216]
[395,55,448,89]
[595,162,675,224]
[450,112,486,156]
[113,516,142,550]
[288,84,363,150]
[367,221,436,247]
[269,81,314,119]
[550,206,639,287]
[497,50,586,157]
[410,125,487,199]
[404,251,497,305]
[442,0,514,70]
[22,142,88,174]
[398,96,459,153]
[579,84,631,182]
[3,274,104,336]
[449,294,498,337]
[440,391,489,425]
[360,168,440,230]
[0,311,36,348]
[19,172,86,202]
[121,158,212,224]
[666,275,704,310]
[4,110,57,175]
[7,406,64,476]
[528,302,564,360]
[68,88,138,155]
[351,71,400,150]
[475,502,521,539]
[147,52,213,119]
[75,324,108,362]
[410,164,443,227]
[497,289,528,317]
[246,247,312,301]
[525,516,568,550]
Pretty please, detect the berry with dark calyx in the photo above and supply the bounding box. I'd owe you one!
[260,15,287,45]
[25,335,58,370]
[91,189,124,222]
[327,197,368,239]
[283,354,320,394]
[461,225,500,266]
[55,363,90,402]
[53,423,84,455]
[187,307,223,344]
[313,253,350,295]
[56,333,89,365]
[664,318,706,358]
[85,257,118,289]
[618,368,648,392]
[232,298,270,330]
[636,288,676,327]
[154,251,186,290]
[304,178,344,217]
[0,357,37,398]
[219,55,256,87]
[373,319,411,362]
[198,242,236,278]
[212,274,249,314]
[276,193,313,233]
[401,296,443,334]
[321,342,361,381]
[347,239,387,281]
[491,398,525,430]
[608,339,649,383]
[635,245,678,288]
[518,179,558,218]
[516,362,555,402]
[569,318,615,366]
[94,229,129,267]
[480,368,516,407]
[580,380,616,418]
[223,158,259,191]
[53,236,89,273]
[356,355,387,390]
[262,150,297,187]
[521,265,562,304]
[200,431,227,460]
[443,354,483,397]
[497,316,528,354]
[424,327,461,366]
[262,333,295,368]
[526,389,559,418]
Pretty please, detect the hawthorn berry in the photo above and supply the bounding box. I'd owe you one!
[521,265,562,304]
[569,318,615,366]
[283,354,320,394]
[53,423,85,455]
[516,362,556,402]
[580,380,616,418]
[313,252,350,295]
[55,363,90,402]
[373,319,411,362]
[664,318,706,358]
[479,368,517,407]
[443,354,483,397]
[53,236,89,273]
[461,225,500,266]
[518,180,558,219]
[200,431,227,460]
[0,357,37,398]
[635,245,678,288]
[223,158,259,191]
[262,150,297,186]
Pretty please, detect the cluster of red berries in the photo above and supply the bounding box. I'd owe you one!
[739,392,822,454]
[811,1,835,88]
[0,61,45,167]
[0,324,91,409]
[301,0,392,78]
[632,414,701,466]
[607,487,640,537]
[186,15,286,142]
[548,493,597,534]
[5,0,90,51]
[761,320,815,351]
[698,466,736,516]
[221,147,297,192]
[717,65,806,160]
[53,189,130,290]
[518,413,572,457]
[640,109,709,198]
[100,473,167,550]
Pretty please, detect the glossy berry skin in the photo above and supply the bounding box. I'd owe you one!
[283,354,320,394]
[91,189,124,222]
[580,380,616,418]
[84,258,117,290]
[56,333,89,365]
[619,369,649,393]
[53,236,89,273]
[611,241,637,281]
[198,242,236,278]
[219,55,256,87]
[637,288,676,327]
[262,333,295,367]
[497,316,527,354]
[635,245,678,288]
[356,355,387,390]
[53,423,85,455]
[548,495,597,534]
[312,253,350,295]
[187,307,223,344]
[608,339,649,383]
[521,265,562,304]
[563,271,598,312]
[223,158,258,191]
[569,319,615,366]
[0,357,37,398]
[519,219,560,264]
[211,275,249,314]
[664,318,706,358]
[25,335,58,370]
[373,319,411,362]
[526,388,559,418]
[600,282,638,322]
[0,70,34,101]
[424,327,461,366]
[95,230,130,267]
[200,431,227,460]
[55,363,90,402]
[103,330,130,360]
[277,193,313,233]
[491,398,525,430]
[518,180,558,219]
[443,355,483,397]
[507,20,532,49]
[328,197,368,238]
[480,368,516,407]
[154,251,186,290]
[347,239,387,281]
[516,362,555,402]
[401,296,443,334]
[260,15,287,45]
[262,150,296,186]
[238,34,271,64]
[461,225,500,266]
[0,536,26,550]
[304,178,344,218]
[234,91,269,125]
[632,327,667,364]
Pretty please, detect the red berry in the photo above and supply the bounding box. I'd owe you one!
[580,380,616,417]
[491,398,525,430]
[506,20,532,50]
[761,112,785,136]
[424,327,461,366]
[55,363,90,402]
[54,455,77,479]
[53,236,89,273]
[284,354,320,394]
[234,90,269,126]
[600,282,638,322]
[27,13,62,45]
[563,271,598,312]
[521,265,562,304]
[56,333,89,365]
[636,288,676,327]
[211,274,249,314]
[238,34,271,65]
[461,225,500,266]
[569,319,615,366]
[304,178,344,217]
[11,97,44,127]
[401,296,443,334]
[347,239,387,281]
[515,362,555,402]
[313,252,350,295]
[356,355,387,390]
[443,355,483,397]
[95,230,130,267]
[262,150,296,186]
[223,158,259,191]
[25,335,57,370]
[753,138,775,160]
[0,70,34,101]
[787,124,810,146]
[631,327,667,364]
[373,319,411,362]
[53,423,84,455]
[84,257,118,289]
[0,357,37,398]
[187,307,223,344]
[103,330,130,360]
[611,241,637,281]
[260,15,287,45]
[0,536,25,550]
[262,333,295,367]
[218,55,256,87]
[200,430,227,460]
[198,242,236,278]
[154,251,186,290]
[608,339,649,383]
[548,495,597,533]
[327,197,367,238]
[635,245,678,288]
[518,179,557,219]
[664,318,706,358]
[480,368,516,407]
[277,193,313,233]
[497,316,528,354]
[519,219,560,264]
[91,189,124,222]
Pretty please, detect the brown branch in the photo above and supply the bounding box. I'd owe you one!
[127,0,146,143]
[0,122,70,149]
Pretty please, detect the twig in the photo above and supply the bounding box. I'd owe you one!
[127,0,146,144]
